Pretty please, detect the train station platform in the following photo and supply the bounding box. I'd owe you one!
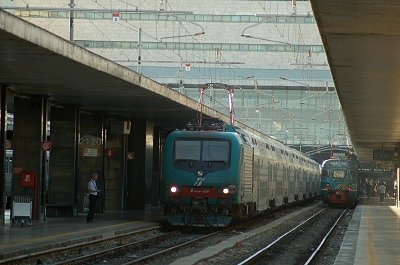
[334,197,400,265]
[0,208,166,261]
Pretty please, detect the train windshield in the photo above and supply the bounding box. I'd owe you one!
[174,139,230,162]
[202,141,229,162]
[174,140,201,161]
[322,169,356,179]
[332,170,346,179]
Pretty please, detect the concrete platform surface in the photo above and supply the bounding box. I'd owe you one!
[335,197,400,265]
[0,208,165,260]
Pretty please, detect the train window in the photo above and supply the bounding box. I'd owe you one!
[333,170,345,179]
[202,140,230,162]
[174,140,201,161]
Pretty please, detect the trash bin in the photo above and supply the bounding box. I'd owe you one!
[11,196,32,226]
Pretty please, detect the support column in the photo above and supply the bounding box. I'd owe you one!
[127,119,145,210]
[78,112,102,212]
[13,96,48,221]
[144,121,154,208]
[106,119,125,211]
[73,106,80,215]
[0,85,7,225]
[48,105,78,217]
[126,119,154,210]
[397,168,399,208]
[40,97,48,218]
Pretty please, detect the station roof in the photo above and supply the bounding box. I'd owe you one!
[0,9,232,130]
[311,0,400,164]
[3,5,396,165]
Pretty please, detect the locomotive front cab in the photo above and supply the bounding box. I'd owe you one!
[321,160,358,205]
[162,132,241,226]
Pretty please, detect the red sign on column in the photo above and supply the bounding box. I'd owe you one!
[21,171,36,188]
[42,141,52,151]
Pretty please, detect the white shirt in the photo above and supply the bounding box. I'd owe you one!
[88,180,98,195]
[378,184,386,194]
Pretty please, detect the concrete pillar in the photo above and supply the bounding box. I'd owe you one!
[125,120,157,210]
[127,119,146,210]
[0,85,7,225]
[47,105,78,216]
[144,121,154,208]
[78,112,102,212]
[13,96,48,221]
[151,127,162,206]
[104,123,124,212]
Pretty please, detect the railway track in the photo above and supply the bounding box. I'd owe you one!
[2,202,352,265]
[235,208,347,265]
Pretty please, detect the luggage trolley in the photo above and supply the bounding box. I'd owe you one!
[11,196,32,226]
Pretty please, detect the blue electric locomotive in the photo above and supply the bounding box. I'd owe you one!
[320,159,360,207]
[161,124,321,227]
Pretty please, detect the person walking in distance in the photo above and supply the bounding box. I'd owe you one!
[87,173,101,222]
[378,181,386,203]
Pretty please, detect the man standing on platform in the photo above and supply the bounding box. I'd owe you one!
[87,172,101,222]
[378,181,386,203]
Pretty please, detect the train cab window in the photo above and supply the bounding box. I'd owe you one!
[332,170,345,179]
[175,140,230,163]
[202,140,230,162]
[174,140,201,161]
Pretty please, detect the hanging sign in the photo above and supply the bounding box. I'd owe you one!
[185,63,191,71]
[112,11,120,22]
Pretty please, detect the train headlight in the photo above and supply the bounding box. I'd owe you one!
[221,185,237,194]
[197,171,203,177]
[170,186,178,193]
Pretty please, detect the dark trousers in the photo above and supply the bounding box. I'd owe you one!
[379,193,384,202]
[87,194,98,221]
